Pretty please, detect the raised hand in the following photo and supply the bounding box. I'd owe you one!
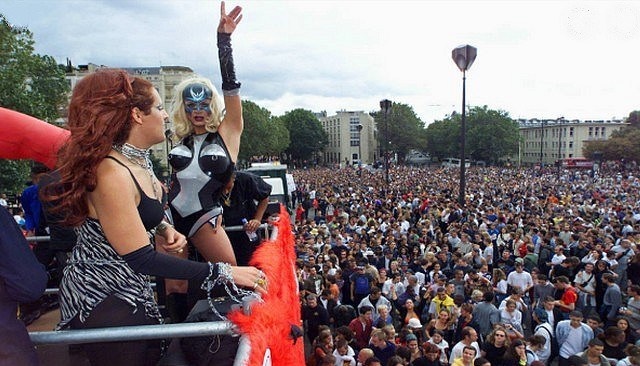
[218,1,243,34]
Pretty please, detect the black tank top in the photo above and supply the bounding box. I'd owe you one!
[105,156,166,231]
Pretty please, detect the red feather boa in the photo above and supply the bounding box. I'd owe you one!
[228,206,305,365]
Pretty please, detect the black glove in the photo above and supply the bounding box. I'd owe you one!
[122,245,215,282]
[217,32,241,94]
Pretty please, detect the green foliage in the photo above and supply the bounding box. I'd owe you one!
[0,14,70,195]
[0,159,30,195]
[281,108,328,163]
[426,106,519,164]
[583,111,640,162]
[372,102,428,161]
[239,100,290,162]
[0,14,69,121]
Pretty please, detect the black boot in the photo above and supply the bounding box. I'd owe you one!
[165,293,189,323]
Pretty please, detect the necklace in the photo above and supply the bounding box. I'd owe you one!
[112,143,159,199]
[221,190,231,206]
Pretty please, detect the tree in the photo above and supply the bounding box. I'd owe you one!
[583,110,640,162]
[0,14,70,195]
[281,108,328,164]
[239,100,289,163]
[372,102,428,162]
[426,106,519,164]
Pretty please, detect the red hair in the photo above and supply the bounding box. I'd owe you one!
[43,69,154,226]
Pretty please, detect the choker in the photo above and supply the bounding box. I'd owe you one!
[112,143,152,171]
[112,143,158,199]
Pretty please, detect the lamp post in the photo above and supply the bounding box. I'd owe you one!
[451,44,477,207]
[557,117,564,178]
[539,120,546,167]
[593,151,603,179]
[357,124,363,166]
[380,99,392,186]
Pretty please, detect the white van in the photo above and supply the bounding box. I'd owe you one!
[441,158,470,168]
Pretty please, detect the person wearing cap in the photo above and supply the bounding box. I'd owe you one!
[350,260,374,305]
[556,310,594,366]
[533,307,554,364]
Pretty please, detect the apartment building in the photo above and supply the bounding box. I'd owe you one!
[318,110,378,167]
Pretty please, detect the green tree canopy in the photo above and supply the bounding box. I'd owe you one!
[372,102,428,162]
[583,110,640,162]
[239,100,289,163]
[426,106,519,164]
[0,14,70,195]
[281,108,328,163]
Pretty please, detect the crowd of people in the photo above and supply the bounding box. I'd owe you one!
[294,162,640,366]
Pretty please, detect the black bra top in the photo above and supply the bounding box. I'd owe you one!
[105,156,166,231]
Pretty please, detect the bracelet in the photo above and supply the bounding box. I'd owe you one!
[155,221,173,234]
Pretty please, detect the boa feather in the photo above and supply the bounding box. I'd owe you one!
[228,205,305,365]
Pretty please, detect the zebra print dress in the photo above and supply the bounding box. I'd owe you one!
[57,218,161,329]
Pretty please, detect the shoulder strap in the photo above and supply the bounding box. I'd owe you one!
[105,156,145,195]
[535,324,553,339]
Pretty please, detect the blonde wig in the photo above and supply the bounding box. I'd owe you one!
[170,76,224,140]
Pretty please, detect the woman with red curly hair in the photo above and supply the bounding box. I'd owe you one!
[43,42,264,366]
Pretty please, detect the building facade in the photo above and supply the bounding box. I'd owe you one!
[318,110,378,167]
[65,63,196,176]
[517,118,627,166]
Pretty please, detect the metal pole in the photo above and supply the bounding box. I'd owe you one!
[539,121,544,166]
[384,112,390,186]
[30,321,235,345]
[459,71,466,207]
[557,123,562,178]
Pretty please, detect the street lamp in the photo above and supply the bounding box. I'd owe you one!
[593,151,603,179]
[451,44,477,207]
[557,117,564,178]
[539,120,546,167]
[380,99,392,186]
[357,124,363,167]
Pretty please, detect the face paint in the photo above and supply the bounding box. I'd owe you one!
[183,83,213,114]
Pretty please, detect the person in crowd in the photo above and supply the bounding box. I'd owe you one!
[349,305,374,351]
[621,284,640,333]
[449,327,481,365]
[358,286,391,321]
[532,307,554,365]
[500,300,525,341]
[616,344,640,366]
[553,276,579,319]
[525,335,546,364]
[472,291,501,339]
[452,346,478,366]
[575,338,610,366]
[0,206,48,365]
[303,293,330,345]
[616,317,639,345]
[42,6,266,364]
[556,311,595,366]
[412,342,443,366]
[220,171,272,266]
[600,326,628,361]
[426,329,451,366]
[481,327,510,366]
[333,337,357,366]
[369,329,397,365]
[501,339,528,366]
[601,273,623,326]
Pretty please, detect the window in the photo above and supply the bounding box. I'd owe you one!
[588,127,593,136]
[569,127,574,137]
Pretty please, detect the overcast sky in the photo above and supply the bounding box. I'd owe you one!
[3,0,640,124]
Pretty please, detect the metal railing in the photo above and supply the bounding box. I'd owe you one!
[28,223,274,346]
[30,321,235,345]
